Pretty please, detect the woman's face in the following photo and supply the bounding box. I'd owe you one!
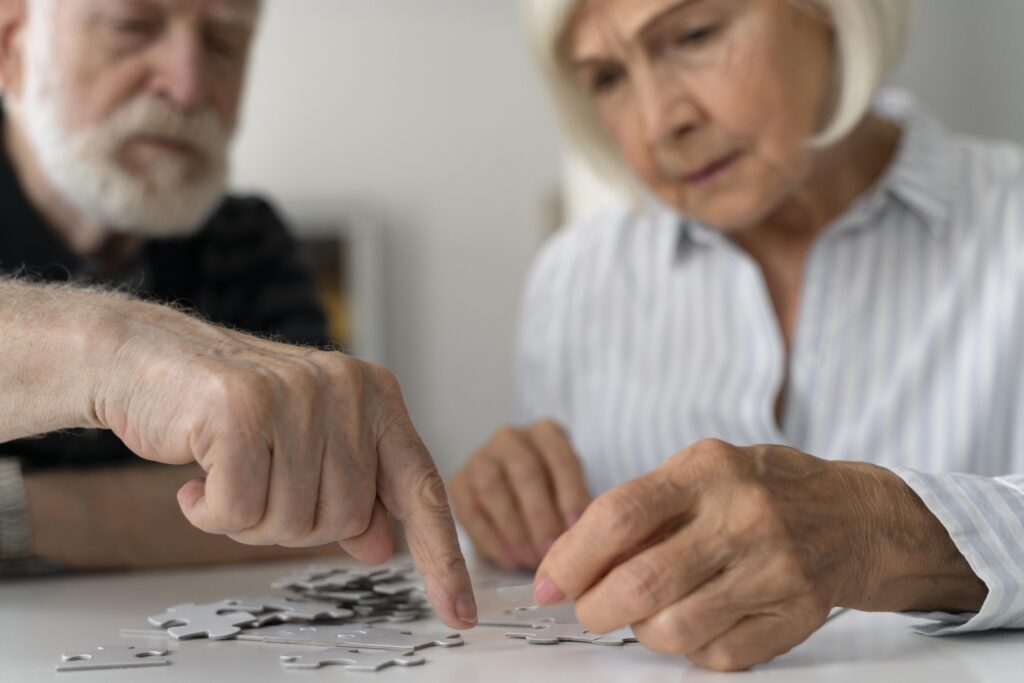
[566,0,835,231]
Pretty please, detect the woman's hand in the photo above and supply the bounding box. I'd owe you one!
[450,420,591,569]
[532,439,986,671]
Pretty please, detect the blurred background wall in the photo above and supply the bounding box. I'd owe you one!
[231,0,1024,477]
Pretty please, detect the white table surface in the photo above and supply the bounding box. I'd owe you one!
[2,557,1021,682]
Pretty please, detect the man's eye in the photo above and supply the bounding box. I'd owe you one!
[205,35,237,58]
[590,67,626,95]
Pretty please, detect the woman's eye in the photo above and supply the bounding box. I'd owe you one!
[672,24,720,48]
[112,17,157,36]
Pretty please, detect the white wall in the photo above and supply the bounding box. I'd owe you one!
[230,1,562,476]
[890,0,1024,147]
[231,1,1024,476]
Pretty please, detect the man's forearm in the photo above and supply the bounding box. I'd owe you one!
[24,463,345,569]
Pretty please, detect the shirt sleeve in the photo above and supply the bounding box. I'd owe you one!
[516,231,576,426]
[887,467,1024,634]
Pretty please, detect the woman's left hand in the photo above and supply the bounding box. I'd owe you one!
[531,439,985,671]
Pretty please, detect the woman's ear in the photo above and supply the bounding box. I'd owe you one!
[0,0,29,100]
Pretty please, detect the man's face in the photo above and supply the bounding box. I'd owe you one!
[15,0,260,235]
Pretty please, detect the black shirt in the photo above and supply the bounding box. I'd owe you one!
[0,131,330,471]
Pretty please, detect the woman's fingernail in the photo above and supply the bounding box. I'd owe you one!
[456,592,478,624]
[534,574,564,605]
[500,550,518,567]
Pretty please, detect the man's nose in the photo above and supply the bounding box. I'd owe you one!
[634,66,698,145]
[148,28,208,111]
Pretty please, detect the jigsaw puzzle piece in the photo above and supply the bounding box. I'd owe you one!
[590,626,638,646]
[56,645,169,672]
[280,647,425,671]
[235,623,356,646]
[147,601,256,640]
[333,625,465,650]
[505,624,602,645]
[225,596,355,622]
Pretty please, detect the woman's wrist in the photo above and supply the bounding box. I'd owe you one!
[839,462,988,614]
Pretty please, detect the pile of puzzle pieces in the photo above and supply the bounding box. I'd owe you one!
[57,563,638,673]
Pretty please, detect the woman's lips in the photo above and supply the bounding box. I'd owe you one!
[681,150,744,185]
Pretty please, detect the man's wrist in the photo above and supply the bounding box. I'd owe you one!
[0,280,131,440]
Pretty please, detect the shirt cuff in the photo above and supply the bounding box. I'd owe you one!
[0,458,32,567]
[888,466,1024,635]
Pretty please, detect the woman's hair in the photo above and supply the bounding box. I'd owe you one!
[521,0,914,192]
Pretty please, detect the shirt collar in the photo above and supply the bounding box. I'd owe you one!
[670,88,957,259]
[870,89,956,238]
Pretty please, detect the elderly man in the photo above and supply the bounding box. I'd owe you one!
[0,0,476,630]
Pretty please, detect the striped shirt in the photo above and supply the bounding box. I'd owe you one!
[517,91,1024,635]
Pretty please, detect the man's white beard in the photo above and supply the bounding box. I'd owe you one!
[18,50,231,237]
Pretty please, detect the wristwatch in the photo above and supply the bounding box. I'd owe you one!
[0,458,32,566]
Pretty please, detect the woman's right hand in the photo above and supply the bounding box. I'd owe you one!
[450,420,591,569]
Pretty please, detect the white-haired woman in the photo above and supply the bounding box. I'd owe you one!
[451,0,1024,670]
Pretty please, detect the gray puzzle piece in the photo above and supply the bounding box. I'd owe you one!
[148,601,256,640]
[591,627,639,646]
[476,606,527,627]
[239,623,463,650]
[309,589,377,603]
[56,645,169,672]
[513,603,578,624]
[506,623,638,645]
[497,583,578,624]
[226,596,355,622]
[506,624,602,645]
[280,647,425,671]
[236,623,360,646]
[270,565,338,591]
[334,625,464,650]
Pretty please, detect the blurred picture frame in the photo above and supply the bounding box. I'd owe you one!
[292,207,386,364]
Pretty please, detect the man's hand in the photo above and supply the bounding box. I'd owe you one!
[450,420,591,568]
[531,439,987,671]
[0,281,475,628]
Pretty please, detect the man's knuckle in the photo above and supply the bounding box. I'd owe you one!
[215,504,263,535]
[338,505,375,539]
[409,468,451,515]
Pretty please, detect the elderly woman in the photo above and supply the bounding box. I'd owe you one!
[450,0,1024,671]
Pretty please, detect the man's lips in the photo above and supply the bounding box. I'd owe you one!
[680,150,745,185]
[130,135,198,156]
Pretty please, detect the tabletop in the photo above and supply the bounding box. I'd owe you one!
[1,556,1021,682]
